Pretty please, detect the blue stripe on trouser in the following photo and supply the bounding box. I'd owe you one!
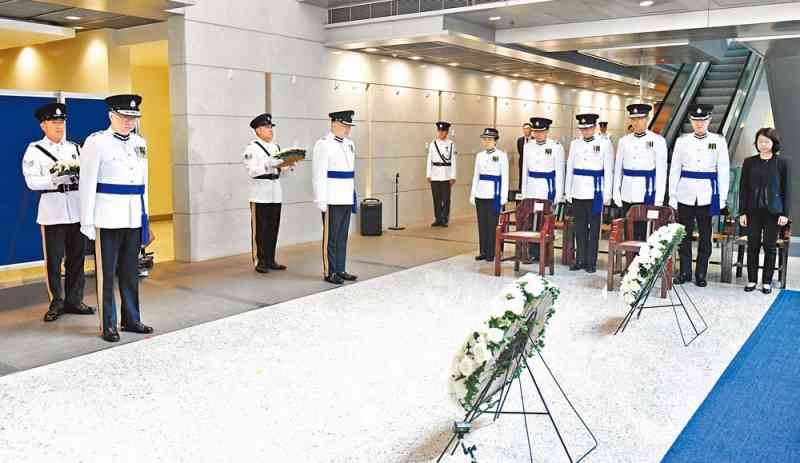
[623,168,657,205]
[680,170,720,215]
[573,169,604,214]
[528,170,556,202]
[96,183,149,245]
[479,174,502,214]
[327,170,358,214]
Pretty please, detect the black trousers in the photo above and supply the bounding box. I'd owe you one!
[622,202,648,241]
[476,198,499,259]
[322,205,351,277]
[573,199,601,268]
[746,208,779,284]
[677,203,712,279]
[95,228,142,331]
[251,202,282,266]
[431,181,452,224]
[41,223,86,308]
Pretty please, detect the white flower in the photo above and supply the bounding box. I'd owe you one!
[451,378,468,399]
[499,284,526,315]
[486,327,504,344]
[458,356,477,377]
[472,341,492,364]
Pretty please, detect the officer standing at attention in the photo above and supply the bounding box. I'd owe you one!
[516,122,533,190]
[22,103,95,322]
[242,113,295,273]
[565,113,614,273]
[312,110,359,285]
[669,104,730,287]
[79,94,153,342]
[598,121,613,146]
[470,128,509,262]
[613,104,668,239]
[521,117,565,261]
[426,121,457,228]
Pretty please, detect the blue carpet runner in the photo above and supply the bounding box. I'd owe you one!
[662,290,800,462]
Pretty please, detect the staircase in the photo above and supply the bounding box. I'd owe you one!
[680,44,751,134]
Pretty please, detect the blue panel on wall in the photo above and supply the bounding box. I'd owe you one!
[65,97,108,146]
[0,95,57,266]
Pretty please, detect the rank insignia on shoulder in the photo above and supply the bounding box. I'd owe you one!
[135,146,147,158]
[646,141,654,148]
[545,148,552,155]
[593,145,600,152]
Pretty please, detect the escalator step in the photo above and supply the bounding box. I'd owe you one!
[699,87,736,97]
[718,56,747,65]
[706,71,741,81]
[695,96,734,106]
[709,63,746,73]
[703,79,739,88]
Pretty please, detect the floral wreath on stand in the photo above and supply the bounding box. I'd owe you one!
[449,273,559,411]
[620,223,687,306]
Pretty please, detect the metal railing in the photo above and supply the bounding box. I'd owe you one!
[328,0,500,24]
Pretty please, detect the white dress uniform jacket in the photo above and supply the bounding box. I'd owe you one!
[521,138,565,203]
[565,136,614,202]
[79,129,148,240]
[613,130,668,206]
[21,137,81,225]
[470,149,509,205]
[426,138,457,181]
[668,133,730,209]
[242,139,283,204]
[312,133,356,212]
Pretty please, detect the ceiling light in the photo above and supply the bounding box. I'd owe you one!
[332,51,342,55]
[420,64,427,68]
[489,16,502,21]
[537,78,545,82]
[65,15,82,20]
[448,62,459,67]
[484,75,491,79]
[380,58,389,62]
[512,73,520,77]
[732,33,800,42]
[639,1,654,6]
[410,56,422,60]
[74,26,85,30]
[364,48,378,52]
[559,81,565,85]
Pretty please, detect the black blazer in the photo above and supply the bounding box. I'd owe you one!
[739,154,789,216]
[516,136,527,158]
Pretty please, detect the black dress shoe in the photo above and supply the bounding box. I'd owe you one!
[475,255,487,261]
[268,262,287,271]
[255,265,270,273]
[102,328,120,343]
[121,322,154,334]
[43,308,61,322]
[62,303,95,315]
[431,222,441,227]
[441,223,449,228]
[762,285,773,294]
[338,272,358,281]
[569,263,584,271]
[694,278,707,288]
[744,283,757,292]
[673,274,692,285]
[324,274,344,285]
[585,267,597,274]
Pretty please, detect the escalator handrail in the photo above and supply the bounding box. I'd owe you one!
[720,51,763,145]
[664,62,712,148]
[649,63,687,132]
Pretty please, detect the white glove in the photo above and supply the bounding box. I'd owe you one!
[51,174,72,186]
[669,199,678,210]
[613,198,622,208]
[80,226,95,241]
[469,197,475,206]
[315,202,327,213]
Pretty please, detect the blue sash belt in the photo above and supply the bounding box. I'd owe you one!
[327,170,357,214]
[623,168,657,205]
[479,174,502,214]
[573,169,604,214]
[96,183,149,244]
[528,170,556,202]
[680,170,720,215]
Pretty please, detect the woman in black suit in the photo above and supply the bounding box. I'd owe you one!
[738,128,790,294]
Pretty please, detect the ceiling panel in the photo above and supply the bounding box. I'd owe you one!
[0,0,191,29]
[0,0,67,19]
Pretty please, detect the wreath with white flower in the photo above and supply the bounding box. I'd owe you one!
[49,159,80,176]
[620,223,686,306]
[449,273,559,411]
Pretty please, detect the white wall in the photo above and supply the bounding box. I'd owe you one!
[170,0,636,262]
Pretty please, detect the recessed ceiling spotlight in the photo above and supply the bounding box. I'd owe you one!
[489,16,502,21]
[332,51,342,55]
[448,62,459,67]
[639,1,654,6]
[364,48,378,52]
[410,56,422,60]
[512,73,520,77]
[380,58,389,62]
[559,81,565,85]
[484,75,492,79]
[537,78,545,82]
[65,15,82,20]
[74,26,85,30]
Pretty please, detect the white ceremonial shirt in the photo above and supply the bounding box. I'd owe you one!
[521,138,565,203]
[426,138,457,181]
[565,136,614,202]
[79,129,148,240]
[242,139,284,204]
[668,132,730,209]
[21,136,81,225]
[613,130,668,206]
[470,148,509,205]
[312,133,356,212]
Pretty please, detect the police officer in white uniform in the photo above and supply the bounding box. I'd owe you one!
[613,104,668,239]
[80,94,153,342]
[565,113,614,273]
[598,121,613,146]
[427,121,457,227]
[470,128,509,262]
[22,103,95,322]
[669,104,730,287]
[242,113,295,273]
[521,117,565,261]
[312,110,359,285]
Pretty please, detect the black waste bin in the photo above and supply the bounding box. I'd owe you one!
[360,198,382,236]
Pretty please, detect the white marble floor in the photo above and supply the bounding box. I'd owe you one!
[0,254,796,463]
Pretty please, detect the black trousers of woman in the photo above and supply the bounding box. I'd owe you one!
[747,207,779,284]
[475,198,499,260]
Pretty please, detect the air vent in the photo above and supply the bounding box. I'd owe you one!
[328,0,500,24]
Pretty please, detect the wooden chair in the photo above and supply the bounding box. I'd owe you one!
[721,221,792,288]
[556,203,575,266]
[607,205,676,297]
[494,198,555,277]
